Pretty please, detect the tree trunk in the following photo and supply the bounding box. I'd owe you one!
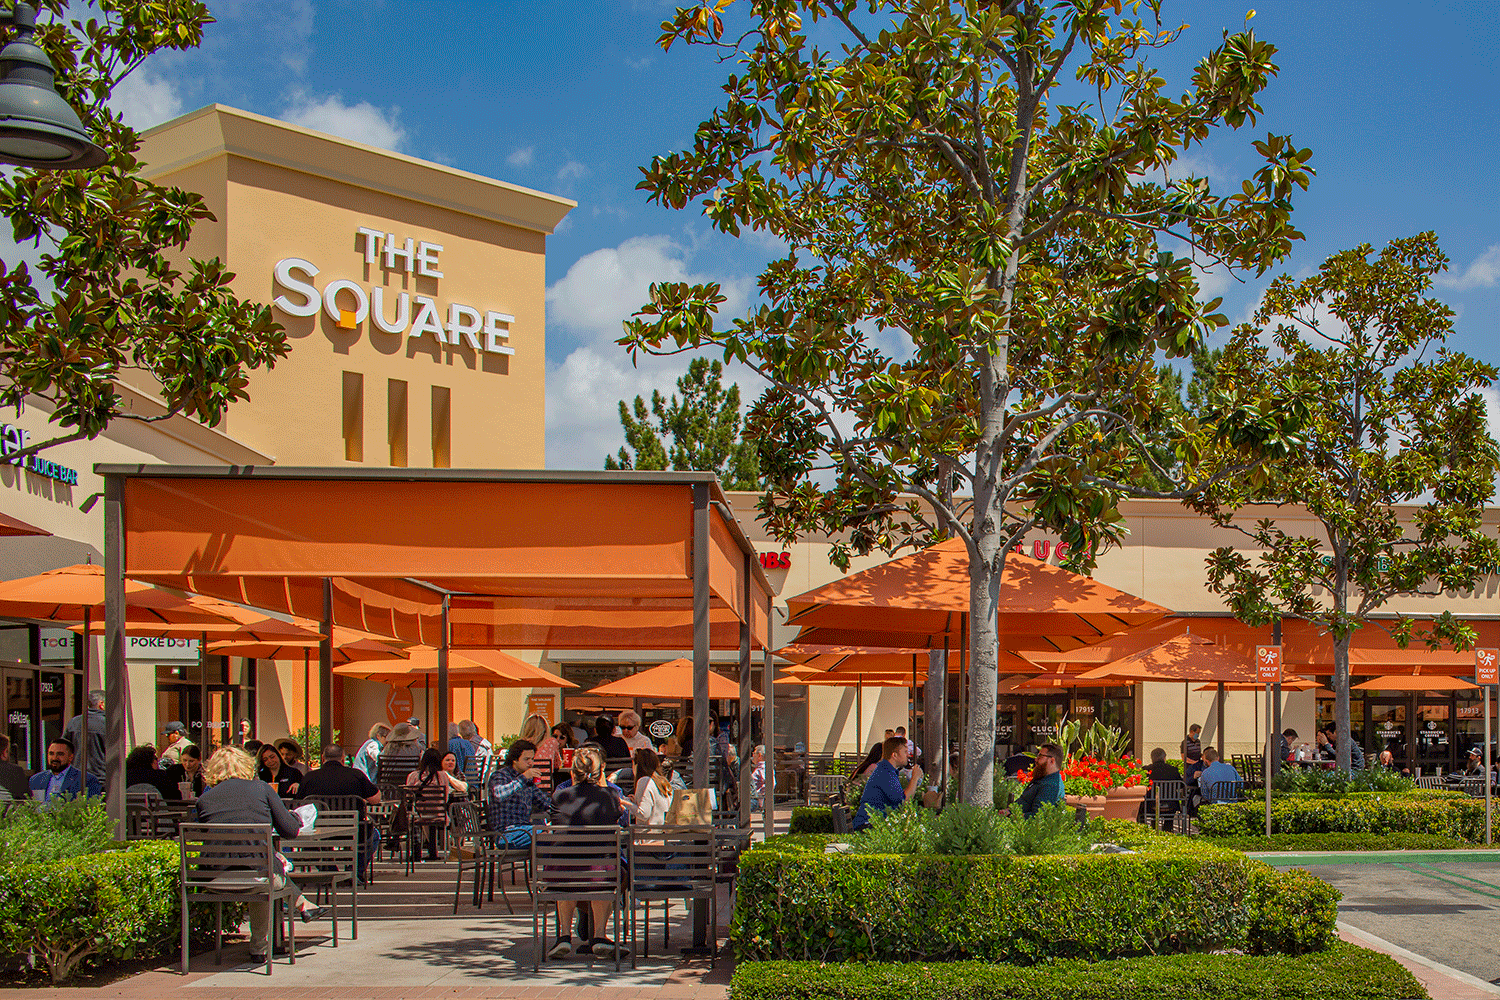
[963,549,1001,805]
[1334,635,1352,772]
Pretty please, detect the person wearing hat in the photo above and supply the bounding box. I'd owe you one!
[379,721,425,781]
[159,721,194,767]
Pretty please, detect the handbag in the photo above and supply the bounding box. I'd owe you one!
[665,788,714,825]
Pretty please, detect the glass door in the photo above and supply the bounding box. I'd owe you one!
[996,700,1019,755]
[1024,700,1066,747]
[1367,699,1408,772]
[1415,699,1451,773]
[4,669,38,772]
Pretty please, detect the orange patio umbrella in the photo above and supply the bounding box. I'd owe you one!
[585,658,763,701]
[1353,674,1480,692]
[208,627,410,663]
[0,510,49,536]
[462,648,576,689]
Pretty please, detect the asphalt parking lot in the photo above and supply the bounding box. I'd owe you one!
[1261,857,1500,985]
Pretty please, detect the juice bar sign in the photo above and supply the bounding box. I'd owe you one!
[0,425,78,485]
[273,227,515,356]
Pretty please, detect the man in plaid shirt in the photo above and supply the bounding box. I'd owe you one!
[486,740,552,847]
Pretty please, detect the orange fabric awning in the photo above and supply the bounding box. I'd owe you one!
[1352,674,1480,691]
[784,539,1169,652]
[1077,634,1261,684]
[0,511,49,536]
[585,659,763,701]
[777,671,914,688]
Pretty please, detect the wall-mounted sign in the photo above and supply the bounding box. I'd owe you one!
[527,694,556,727]
[759,551,790,569]
[1255,645,1283,685]
[272,227,515,356]
[386,685,415,726]
[1478,649,1499,685]
[647,718,675,740]
[0,425,78,485]
[38,629,199,662]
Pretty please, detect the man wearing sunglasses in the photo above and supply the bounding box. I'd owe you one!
[1017,742,1065,817]
[618,710,653,752]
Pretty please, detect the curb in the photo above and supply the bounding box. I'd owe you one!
[1337,921,1500,998]
[1248,850,1500,866]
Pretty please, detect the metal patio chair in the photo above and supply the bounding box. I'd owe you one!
[179,823,299,976]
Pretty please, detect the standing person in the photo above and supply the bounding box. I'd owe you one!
[1017,743,1065,817]
[852,736,925,830]
[62,689,106,779]
[545,746,631,961]
[631,747,673,825]
[458,720,490,778]
[234,719,254,747]
[1180,724,1202,764]
[28,739,102,801]
[194,746,326,963]
[896,726,920,763]
[162,744,205,799]
[353,723,390,781]
[748,745,767,813]
[159,721,194,767]
[618,710,653,752]
[0,734,31,801]
[299,744,383,883]
[380,722,425,779]
[446,723,475,777]
[485,739,553,849]
[257,743,300,797]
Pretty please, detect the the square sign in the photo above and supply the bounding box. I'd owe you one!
[1256,645,1283,685]
[1477,649,1499,686]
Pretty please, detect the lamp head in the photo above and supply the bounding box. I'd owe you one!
[0,3,106,169]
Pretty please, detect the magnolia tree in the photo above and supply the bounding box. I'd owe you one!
[1204,233,1500,773]
[624,0,1311,804]
[0,1,286,459]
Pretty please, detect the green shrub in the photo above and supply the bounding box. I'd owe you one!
[0,797,116,867]
[1205,832,1473,852]
[732,827,1334,963]
[728,942,1426,1000]
[1245,867,1339,954]
[1004,802,1091,856]
[789,807,833,835]
[930,802,1008,856]
[0,841,227,983]
[1199,793,1483,841]
[850,798,935,854]
[1272,768,1415,796]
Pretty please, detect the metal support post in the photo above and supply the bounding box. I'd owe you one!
[319,578,334,747]
[103,477,127,835]
[738,553,752,830]
[438,593,451,749]
[690,484,710,948]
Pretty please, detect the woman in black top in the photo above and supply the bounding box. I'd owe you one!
[257,743,301,797]
[545,746,630,961]
[162,743,205,799]
[125,744,176,799]
[195,746,325,961]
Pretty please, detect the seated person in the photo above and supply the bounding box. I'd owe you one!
[298,744,383,882]
[853,736,924,830]
[194,746,326,962]
[162,743,205,799]
[1140,747,1183,822]
[1017,743,1065,817]
[1002,745,1034,777]
[841,744,883,803]
[125,744,176,799]
[545,747,630,961]
[632,747,674,825]
[486,739,553,848]
[257,743,301,798]
[404,749,468,861]
[29,739,101,802]
[1197,748,1242,804]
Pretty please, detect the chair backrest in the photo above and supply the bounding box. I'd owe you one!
[179,823,276,890]
[531,825,622,901]
[1206,780,1243,804]
[1416,775,1445,790]
[808,773,843,800]
[300,793,366,819]
[408,779,450,822]
[1463,777,1487,798]
[280,810,359,869]
[1149,780,1185,804]
[830,803,851,834]
[376,755,419,786]
[629,825,715,898]
[532,757,555,792]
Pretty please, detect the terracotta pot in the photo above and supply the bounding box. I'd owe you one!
[1064,793,1107,819]
[1102,784,1149,821]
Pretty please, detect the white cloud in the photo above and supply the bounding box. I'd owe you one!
[625,56,654,70]
[544,235,760,470]
[280,92,406,152]
[556,160,589,183]
[111,66,184,131]
[1438,245,1500,290]
[1482,387,1500,447]
[507,146,534,168]
[281,0,315,74]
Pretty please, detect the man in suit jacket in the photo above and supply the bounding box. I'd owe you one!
[28,739,103,802]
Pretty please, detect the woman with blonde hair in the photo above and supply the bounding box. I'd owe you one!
[545,745,630,960]
[525,713,564,771]
[195,746,326,963]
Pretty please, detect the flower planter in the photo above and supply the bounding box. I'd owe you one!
[1103,784,1149,821]
[1064,793,1108,819]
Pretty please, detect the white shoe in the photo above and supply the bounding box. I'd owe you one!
[547,937,574,960]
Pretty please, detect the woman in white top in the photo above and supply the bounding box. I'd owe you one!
[632,747,673,826]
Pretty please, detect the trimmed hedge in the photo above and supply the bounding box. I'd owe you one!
[0,841,224,983]
[729,942,1428,1000]
[731,826,1338,963]
[1207,832,1473,853]
[1199,792,1483,841]
[789,806,834,834]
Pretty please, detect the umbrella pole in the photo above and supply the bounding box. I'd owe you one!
[856,678,862,754]
[80,607,90,780]
[1217,682,1226,760]
[425,673,431,745]
[303,649,310,738]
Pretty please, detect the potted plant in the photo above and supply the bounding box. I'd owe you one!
[1052,719,1151,820]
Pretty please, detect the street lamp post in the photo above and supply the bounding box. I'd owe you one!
[0,3,106,169]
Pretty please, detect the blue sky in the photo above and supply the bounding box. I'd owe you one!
[113,1,1500,468]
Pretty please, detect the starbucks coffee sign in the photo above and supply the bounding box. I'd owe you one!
[272,227,515,356]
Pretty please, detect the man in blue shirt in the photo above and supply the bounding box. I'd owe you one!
[1198,747,1242,804]
[1017,742,1065,817]
[486,740,553,847]
[853,736,925,829]
[28,739,102,802]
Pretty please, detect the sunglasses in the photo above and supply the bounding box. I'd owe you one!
[622,725,637,732]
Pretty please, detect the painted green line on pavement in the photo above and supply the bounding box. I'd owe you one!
[1390,863,1500,904]
[1410,862,1500,895]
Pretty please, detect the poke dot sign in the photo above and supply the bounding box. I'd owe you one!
[386,684,415,726]
[1255,645,1282,685]
[1477,649,1499,686]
